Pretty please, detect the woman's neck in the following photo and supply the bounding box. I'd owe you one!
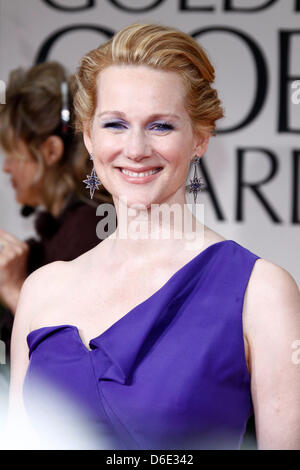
[106,198,205,259]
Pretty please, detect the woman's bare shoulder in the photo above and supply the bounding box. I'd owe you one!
[20,245,104,329]
[243,258,300,448]
[17,261,68,321]
[244,258,299,317]
[243,257,300,368]
[25,260,69,291]
[24,241,101,293]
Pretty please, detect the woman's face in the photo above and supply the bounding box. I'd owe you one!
[84,65,208,209]
[2,139,42,206]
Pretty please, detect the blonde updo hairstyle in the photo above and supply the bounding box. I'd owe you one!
[0,61,112,212]
[74,23,224,137]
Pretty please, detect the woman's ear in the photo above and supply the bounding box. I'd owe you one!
[41,136,64,167]
[194,134,210,158]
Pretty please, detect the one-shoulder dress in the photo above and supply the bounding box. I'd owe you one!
[23,240,260,449]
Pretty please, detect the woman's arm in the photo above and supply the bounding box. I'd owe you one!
[0,228,29,314]
[243,259,300,450]
[4,272,40,449]
[4,261,64,449]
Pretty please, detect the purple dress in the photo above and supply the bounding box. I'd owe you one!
[23,240,260,449]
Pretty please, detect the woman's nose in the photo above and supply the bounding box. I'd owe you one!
[124,128,151,160]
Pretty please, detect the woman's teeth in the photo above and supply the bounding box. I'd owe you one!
[120,168,162,177]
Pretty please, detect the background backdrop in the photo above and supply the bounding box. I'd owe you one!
[0,0,299,285]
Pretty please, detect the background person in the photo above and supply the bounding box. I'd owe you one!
[0,61,113,380]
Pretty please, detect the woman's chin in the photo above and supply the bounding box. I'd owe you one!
[115,194,153,211]
[15,193,24,205]
[16,193,36,208]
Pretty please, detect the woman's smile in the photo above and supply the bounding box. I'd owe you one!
[116,166,163,184]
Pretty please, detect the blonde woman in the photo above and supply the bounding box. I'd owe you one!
[7,25,300,450]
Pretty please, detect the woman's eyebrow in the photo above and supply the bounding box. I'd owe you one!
[147,113,180,121]
[97,111,126,119]
[97,111,180,120]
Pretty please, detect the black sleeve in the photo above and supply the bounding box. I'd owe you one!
[25,237,45,275]
[0,302,14,366]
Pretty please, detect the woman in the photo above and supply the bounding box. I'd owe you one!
[0,62,113,356]
[6,24,300,450]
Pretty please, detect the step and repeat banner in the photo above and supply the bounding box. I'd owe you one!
[0,0,299,284]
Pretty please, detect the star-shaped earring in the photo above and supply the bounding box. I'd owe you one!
[83,166,101,199]
[186,156,205,203]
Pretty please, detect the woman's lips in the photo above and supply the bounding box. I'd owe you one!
[117,167,163,184]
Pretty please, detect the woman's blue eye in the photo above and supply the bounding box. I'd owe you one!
[103,121,127,129]
[150,122,174,132]
[102,121,174,131]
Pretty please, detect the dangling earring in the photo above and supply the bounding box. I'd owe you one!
[83,153,102,199]
[186,155,205,203]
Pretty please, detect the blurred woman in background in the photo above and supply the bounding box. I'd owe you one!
[0,61,113,362]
